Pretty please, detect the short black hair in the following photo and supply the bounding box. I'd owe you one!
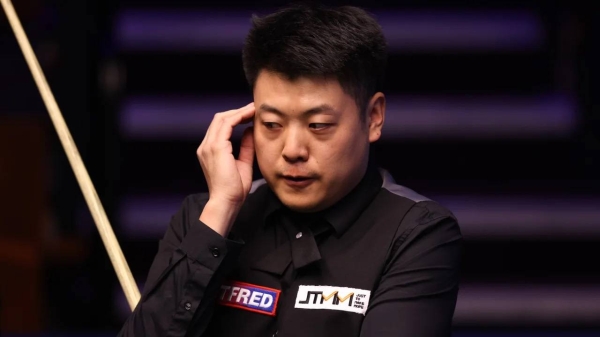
[242,4,387,117]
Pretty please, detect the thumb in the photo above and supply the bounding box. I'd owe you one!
[237,127,255,193]
[238,126,255,167]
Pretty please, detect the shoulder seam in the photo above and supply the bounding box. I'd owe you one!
[250,178,267,194]
[379,168,430,203]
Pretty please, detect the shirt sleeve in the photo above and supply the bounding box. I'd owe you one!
[359,201,463,337]
[117,194,244,337]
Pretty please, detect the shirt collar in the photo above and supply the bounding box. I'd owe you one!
[321,165,382,236]
[263,165,383,236]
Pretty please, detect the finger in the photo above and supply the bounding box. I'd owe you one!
[215,104,255,143]
[204,103,252,141]
[202,102,254,146]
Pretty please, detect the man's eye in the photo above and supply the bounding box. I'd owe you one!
[309,123,331,130]
[263,122,281,129]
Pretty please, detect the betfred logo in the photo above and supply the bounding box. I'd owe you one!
[295,285,371,315]
[218,281,281,316]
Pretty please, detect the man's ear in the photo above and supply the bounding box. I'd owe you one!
[366,92,385,143]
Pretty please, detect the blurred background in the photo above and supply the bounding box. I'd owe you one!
[1,0,599,336]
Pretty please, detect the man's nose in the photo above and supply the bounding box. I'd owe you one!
[281,128,308,163]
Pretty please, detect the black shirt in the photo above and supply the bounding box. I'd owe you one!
[118,167,463,336]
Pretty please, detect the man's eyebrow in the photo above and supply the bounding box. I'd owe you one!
[258,103,337,117]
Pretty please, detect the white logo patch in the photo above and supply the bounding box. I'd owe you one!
[294,285,371,315]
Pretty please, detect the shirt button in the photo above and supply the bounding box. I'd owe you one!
[211,247,220,257]
[184,302,192,310]
[295,232,303,239]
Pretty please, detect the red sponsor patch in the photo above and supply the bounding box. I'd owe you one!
[218,281,281,316]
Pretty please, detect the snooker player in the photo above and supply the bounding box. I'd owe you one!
[119,3,462,336]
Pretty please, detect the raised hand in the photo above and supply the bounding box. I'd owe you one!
[197,103,256,236]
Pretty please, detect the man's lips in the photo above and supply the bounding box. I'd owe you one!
[282,175,312,181]
[279,175,317,188]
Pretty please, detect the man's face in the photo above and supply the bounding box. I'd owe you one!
[253,70,379,212]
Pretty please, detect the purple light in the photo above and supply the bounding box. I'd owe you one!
[115,9,544,52]
[455,283,600,325]
[119,94,577,140]
[114,282,600,325]
[117,193,600,240]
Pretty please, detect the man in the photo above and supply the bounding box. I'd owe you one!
[119,4,462,336]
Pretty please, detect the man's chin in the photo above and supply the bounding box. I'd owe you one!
[277,193,324,213]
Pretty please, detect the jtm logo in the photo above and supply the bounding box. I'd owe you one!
[218,281,281,316]
[298,291,354,306]
[295,285,371,315]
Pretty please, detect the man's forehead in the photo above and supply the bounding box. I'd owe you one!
[253,71,357,115]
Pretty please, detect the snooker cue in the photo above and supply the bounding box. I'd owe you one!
[1,0,141,310]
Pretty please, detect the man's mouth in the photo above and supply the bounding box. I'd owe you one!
[280,175,316,188]
[283,176,311,181]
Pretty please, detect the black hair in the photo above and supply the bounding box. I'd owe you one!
[242,4,387,118]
